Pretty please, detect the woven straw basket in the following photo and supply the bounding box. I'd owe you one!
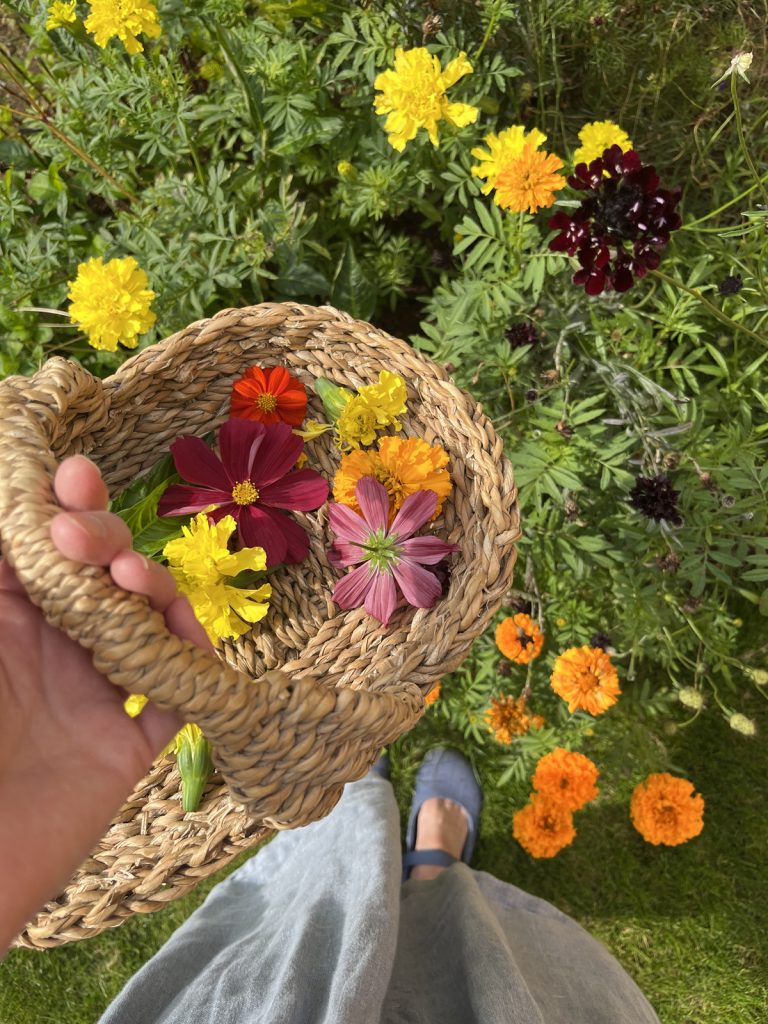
[0,303,519,949]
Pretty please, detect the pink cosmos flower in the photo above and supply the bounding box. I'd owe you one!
[158,419,328,566]
[328,476,458,626]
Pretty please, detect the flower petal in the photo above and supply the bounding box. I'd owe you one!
[237,505,288,565]
[245,504,311,565]
[364,570,397,626]
[219,418,266,482]
[356,477,391,531]
[392,557,442,608]
[158,485,233,518]
[249,422,304,487]
[327,502,371,545]
[327,541,366,568]
[389,489,437,540]
[170,435,231,489]
[333,562,374,609]
[259,469,328,511]
[398,536,459,564]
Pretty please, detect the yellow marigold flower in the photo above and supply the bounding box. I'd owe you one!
[513,794,576,859]
[470,124,547,195]
[484,693,544,744]
[573,120,633,168]
[532,748,599,811]
[495,613,544,664]
[494,143,565,214]
[425,681,441,705]
[333,436,451,520]
[293,419,333,441]
[630,772,704,846]
[46,0,77,30]
[551,645,621,716]
[163,513,271,645]
[124,693,148,717]
[67,256,156,352]
[335,370,407,449]
[373,47,479,152]
[84,0,161,55]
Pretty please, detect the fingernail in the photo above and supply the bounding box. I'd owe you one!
[135,554,151,572]
[73,512,108,537]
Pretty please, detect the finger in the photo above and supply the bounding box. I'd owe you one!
[50,511,133,565]
[0,559,26,595]
[54,455,110,512]
[110,551,179,612]
[138,703,184,757]
[165,595,215,653]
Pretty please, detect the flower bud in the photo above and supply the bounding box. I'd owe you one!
[176,724,213,812]
[729,712,757,737]
[314,378,353,422]
[678,687,704,710]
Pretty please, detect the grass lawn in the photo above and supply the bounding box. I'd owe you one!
[2,698,766,1024]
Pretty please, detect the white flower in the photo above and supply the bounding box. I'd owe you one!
[713,51,753,87]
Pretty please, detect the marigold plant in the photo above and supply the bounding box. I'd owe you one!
[573,120,633,167]
[630,773,705,847]
[484,693,544,744]
[373,47,479,152]
[495,614,544,664]
[84,0,161,54]
[532,748,599,811]
[550,646,621,716]
[67,256,156,352]
[513,794,576,859]
[471,124,548,195]
[493,143,565,214]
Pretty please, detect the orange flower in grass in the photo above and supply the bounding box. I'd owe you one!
[230,366,308,426]
[551,646,620,716]
[485,694,544,744]
[333,436,451,521]
[630,773,704,847]
[513,794,576,859]
[494,143,565,214]
[532,747,599,811]
[496,613,544,664]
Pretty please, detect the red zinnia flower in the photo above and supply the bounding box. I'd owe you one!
[158,419,328,566]
[230,366,308,426]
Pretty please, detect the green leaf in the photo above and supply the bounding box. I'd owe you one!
[132,516,189,558]
[330,243,376,320]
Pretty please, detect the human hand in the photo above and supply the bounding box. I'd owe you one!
[0,455,211,954]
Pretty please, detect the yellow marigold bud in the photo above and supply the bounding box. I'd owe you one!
[46,0,77,30]
[199,59,224,81]
[678,687,704,710]
[729,712,757,737]
[337,160,356,180]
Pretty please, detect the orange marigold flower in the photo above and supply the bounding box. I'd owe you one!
[630,772,704,847]
[230,366,308,427]
[333,436,451,521]
[532,747,599,811]
[495,613,544,664]
[513,794,576,858]
[425,681,442,705]
[494,143,565,214]
[550,645,620,716]
[484,693,544,744]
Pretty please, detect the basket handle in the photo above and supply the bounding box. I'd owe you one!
[0,359,419,826]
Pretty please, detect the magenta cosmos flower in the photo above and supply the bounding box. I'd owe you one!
[158,419,328,566]
[328,476,459,627]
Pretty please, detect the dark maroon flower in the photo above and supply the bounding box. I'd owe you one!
[629,474,682,526]
[506,320,539,349]
[158,419,329,566]
[718,274,743,296]
[590,632,613,651]
[549,146,681,295]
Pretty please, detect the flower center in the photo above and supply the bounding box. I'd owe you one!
[257,393,277,412]
[576,670,600,695]
[592,182,642,241]
[231,480,259,506]
[363,528,399,572]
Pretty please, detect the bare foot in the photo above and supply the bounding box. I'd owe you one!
[410,797,469,881]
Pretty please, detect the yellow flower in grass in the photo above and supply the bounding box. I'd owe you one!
[374,47,479,152]
[163,513,271,645]
[335,371,407,449]
[573,120,633,168]
[494,143,565,214]
[333,436,451,519]
[46,1,77,30]
[85,0,161,54]
[471,124,548,195]
[67,256,156,352]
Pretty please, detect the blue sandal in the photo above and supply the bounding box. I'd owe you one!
[402,747,483,880]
